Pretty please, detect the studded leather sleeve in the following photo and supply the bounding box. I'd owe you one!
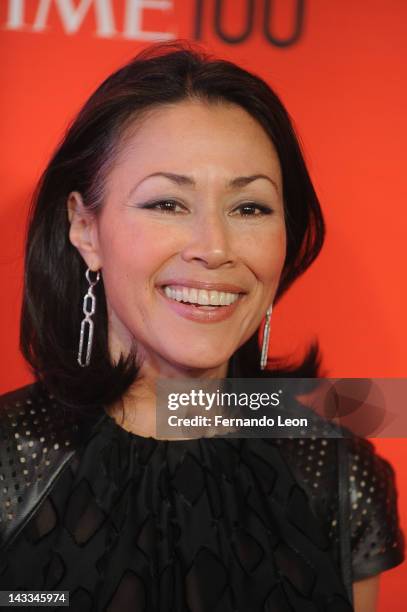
[275,436,404,582]
[0,384,96,549]
[346,436,404,580]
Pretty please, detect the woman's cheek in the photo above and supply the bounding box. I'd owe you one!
[243,227,286,279]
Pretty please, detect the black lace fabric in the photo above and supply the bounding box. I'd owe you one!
[1,414,356,611]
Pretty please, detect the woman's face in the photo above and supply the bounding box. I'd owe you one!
[70,100,286,377]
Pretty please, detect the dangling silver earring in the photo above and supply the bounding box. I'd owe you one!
[77,268,100,367]
[260,305,273,370]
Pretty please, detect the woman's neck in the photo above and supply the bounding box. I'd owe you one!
[106,357,229,439]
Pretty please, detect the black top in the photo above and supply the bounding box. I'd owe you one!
[0,384,404,611]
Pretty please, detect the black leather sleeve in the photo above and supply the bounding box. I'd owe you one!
[0,384,98,550]
[275,435,405,582]
[346,436,404,580]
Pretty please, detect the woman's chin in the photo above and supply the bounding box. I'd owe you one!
[167,351,232,377]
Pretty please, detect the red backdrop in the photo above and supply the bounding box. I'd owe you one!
[0,1,405,607]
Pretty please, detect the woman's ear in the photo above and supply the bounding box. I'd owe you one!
[67,191,102,271]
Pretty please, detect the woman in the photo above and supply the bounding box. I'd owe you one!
[0,42,403,611]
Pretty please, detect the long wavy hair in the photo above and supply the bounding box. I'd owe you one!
[21,41,325,409]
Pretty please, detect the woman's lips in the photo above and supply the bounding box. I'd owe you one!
[158,279,246,293]
[157,284,245,323]
[163,285,240,306]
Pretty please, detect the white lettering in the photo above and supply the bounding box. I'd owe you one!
[168,415,211,427]
[32,0,116,37]
[214,415,276,427]
[205,392,216,411]
[6,0,25,30]
[277,416,308,427]
[123,0,174,41]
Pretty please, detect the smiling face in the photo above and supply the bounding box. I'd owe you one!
[69,99,286,378]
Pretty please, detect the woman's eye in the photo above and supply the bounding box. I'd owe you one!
[142,200,186,213]
[234,203,272,217]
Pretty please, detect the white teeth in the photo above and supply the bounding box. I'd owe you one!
[198,290,209,305]
[209,291,218,305]
[163,286,240,306]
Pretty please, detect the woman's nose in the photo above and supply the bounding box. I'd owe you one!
[181,215,234,269]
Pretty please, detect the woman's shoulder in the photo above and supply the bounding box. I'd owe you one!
[0,383,100,551]
[0,382,102,437]
[274,436,404,580]
[0,382,43,413]
[0,382,83,452]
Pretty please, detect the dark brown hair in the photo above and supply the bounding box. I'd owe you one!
[21,41,324,409]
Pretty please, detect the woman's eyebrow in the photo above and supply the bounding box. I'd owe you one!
[229,174,279,193]
[129,171,279,197]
